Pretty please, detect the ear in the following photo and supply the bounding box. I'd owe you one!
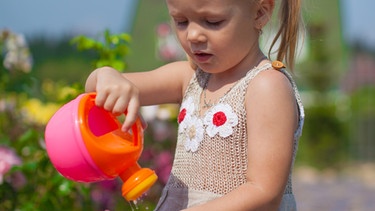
[254,0,275,30]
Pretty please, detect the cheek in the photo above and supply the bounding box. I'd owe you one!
[216,31,256,62]
[175,32,189,50]
[216,31,248,53]
[230,26,258,51]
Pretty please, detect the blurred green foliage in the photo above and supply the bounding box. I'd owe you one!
[348,86,375,161]
[71,29,131,71]
[297,103,349,169]
[295,19,353,169]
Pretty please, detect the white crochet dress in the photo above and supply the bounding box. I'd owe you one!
[155,63,305,211]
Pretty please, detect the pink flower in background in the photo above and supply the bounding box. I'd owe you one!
[91,180,118,210]
[0,146,22,184]
[8,171,27,190]
[140,148,155,162]
[156,23,185,62]
[155,151,173,184]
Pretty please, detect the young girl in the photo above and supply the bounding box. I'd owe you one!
[85,0,304,210]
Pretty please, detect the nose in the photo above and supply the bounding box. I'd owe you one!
[187,23,206,43]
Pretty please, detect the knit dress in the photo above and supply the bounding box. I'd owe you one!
[155,62,305,211]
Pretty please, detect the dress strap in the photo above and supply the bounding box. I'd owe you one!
[243,62,272,85]
[280,69,305,139]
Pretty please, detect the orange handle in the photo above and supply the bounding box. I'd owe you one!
[78,93,145,177]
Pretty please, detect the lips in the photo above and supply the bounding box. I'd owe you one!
[193,52,212,63]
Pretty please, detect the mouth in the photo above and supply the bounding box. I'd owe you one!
[193,52,212,63]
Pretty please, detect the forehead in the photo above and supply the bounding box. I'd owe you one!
[166,0,251,4]
[166,0,249,15]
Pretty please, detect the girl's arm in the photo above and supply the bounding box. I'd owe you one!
[85,61,194,131]
[184,69,298,211]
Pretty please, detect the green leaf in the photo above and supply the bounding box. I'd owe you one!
[71,29,131,71]
[58,180,73,195]
[18,129,37,143]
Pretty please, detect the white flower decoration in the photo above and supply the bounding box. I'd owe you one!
[204,103,238,138]
[183,116,204,152]
[177,97,195,134]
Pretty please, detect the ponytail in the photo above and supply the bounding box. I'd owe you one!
[269,0,303,70]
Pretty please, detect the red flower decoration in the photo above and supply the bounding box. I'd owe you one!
[178,108,187,123]
[204,103,238,138]
[212,111,227,126]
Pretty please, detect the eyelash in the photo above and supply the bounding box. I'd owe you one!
[174,20,223,28]
[206,20,223,27]
[175,20,188,27]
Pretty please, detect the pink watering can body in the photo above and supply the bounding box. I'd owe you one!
[45,93,157,201]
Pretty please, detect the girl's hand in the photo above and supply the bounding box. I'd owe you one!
[85,66,140,132]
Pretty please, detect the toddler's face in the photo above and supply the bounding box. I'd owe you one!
[167,0,261,73]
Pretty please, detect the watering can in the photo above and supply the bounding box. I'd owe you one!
[44,93,158,201]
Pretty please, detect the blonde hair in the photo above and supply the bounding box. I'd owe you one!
[268,0,304,70]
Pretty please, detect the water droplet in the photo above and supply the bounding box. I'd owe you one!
[128,199,139,210]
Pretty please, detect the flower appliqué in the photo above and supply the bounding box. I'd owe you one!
[178,98,238,152]
[204,103,238,138]
[184,116,204,152]
[177,97,194,134]
[177,97,204,152]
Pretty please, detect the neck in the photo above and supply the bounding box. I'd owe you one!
[209,50,267,89]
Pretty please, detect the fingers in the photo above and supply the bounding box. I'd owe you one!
[105,94,129,116]
[95,93,141,132]
[90,67,142,132]
[121,97,140,132]
[138,113,148,130]
[94,90,108,108]
[96,91,141,132]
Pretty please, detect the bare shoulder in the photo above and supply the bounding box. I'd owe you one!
[246,68,295,101]
[245,68,298,129]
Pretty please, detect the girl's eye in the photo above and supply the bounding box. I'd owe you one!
[174,20,188,27]
[206,20,223,27]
